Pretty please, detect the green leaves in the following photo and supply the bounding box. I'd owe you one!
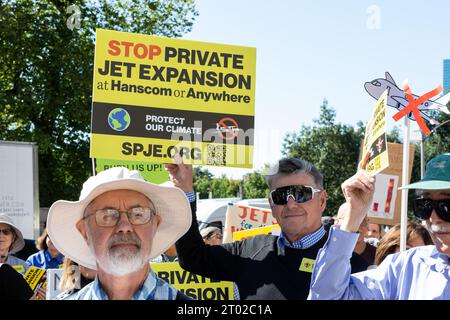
[282,99,364,216]
[0,0,197,206]
[242,171,269,199]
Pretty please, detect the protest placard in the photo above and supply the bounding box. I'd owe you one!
[23,266,46,299]
[366,142,415,226]
[222,204,276,243]
[151,262,233,300]
[94,158,168,183]
[90,29,256,168]
[232,224,280,241]
[361,90,389,175]
[46,268,65,300]
[24,266,46,291]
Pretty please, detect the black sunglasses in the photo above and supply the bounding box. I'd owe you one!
[270,185,322,205]
[413,198,450,222]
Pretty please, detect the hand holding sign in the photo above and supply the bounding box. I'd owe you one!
[339,152,376,233]
[164,153,193,193]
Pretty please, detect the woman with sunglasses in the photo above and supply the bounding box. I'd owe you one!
[309,153,450,300]
[0,213,30,275]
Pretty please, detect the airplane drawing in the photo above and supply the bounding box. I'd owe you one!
[364,72,450,125]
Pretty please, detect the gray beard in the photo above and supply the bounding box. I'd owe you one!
[86,226,148,276]
[104,245,146,276]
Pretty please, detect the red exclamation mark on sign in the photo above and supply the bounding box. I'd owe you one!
[372,202,379,212]
[385,179,395,214]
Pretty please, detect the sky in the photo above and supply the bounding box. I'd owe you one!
[181,0,450,178]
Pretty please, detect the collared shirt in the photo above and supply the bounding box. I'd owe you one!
[185,191,196,203]
[26,250,64,269]
[309,225,450,300]
[277,225,326,252]
[6,255,30,275]
[64,269,179,300]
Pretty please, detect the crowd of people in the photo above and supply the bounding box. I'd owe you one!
[0,152,449,300]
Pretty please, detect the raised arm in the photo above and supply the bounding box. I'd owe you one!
[165,159,242,282]
[308,152,392,300]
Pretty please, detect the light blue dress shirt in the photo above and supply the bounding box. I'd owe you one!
[64,269,178,300]
[308,225,450,300]
[6,255,30,275]
[185,191,196,203]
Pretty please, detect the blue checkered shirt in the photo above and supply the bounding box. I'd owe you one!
[185,191,196,203]
[277,225,326,251]
[63,269,178,300]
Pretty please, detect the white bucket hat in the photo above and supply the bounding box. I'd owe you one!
[47,167,192,270]
[0,213,25,254]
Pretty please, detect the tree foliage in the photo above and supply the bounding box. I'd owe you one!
[282,99,449,218]
[409,111,450,205]
[282,99,365,216]
[193,167,240,199]
[242,171,269,199]
[0,0,197,206]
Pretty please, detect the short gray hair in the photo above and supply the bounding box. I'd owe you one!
[265,158,324,190]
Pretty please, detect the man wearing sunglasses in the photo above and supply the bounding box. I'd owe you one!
[309,153,450,300]
[170,158,369,300]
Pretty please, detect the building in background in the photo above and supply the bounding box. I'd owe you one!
[444,59,450,94]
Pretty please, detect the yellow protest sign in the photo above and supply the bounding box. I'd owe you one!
[362,90,389,175]
[24,266,46,291]
[90,29,256,168]
[94,159,169,184]
[151,262,234,300]
[232,224,280,241]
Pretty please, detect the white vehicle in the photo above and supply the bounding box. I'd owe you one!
[0,141,40,239]
[196,198,270,231]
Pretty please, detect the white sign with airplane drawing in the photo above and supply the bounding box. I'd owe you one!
[365,72,450,125]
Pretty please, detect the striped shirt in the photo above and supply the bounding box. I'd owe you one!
[185,191,196,203]
[277,225,326,251]
[64,269,178,300]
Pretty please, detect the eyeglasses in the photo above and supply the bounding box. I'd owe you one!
[0,228,13,236]
[270,185,322,205]
[83,207,156,227]
[413,198,450,222]
[205,232,222,240]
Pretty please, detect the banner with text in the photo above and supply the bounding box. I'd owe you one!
[94,158,169,184]
[24,266,46,299]
[361,90,389,175]
[232,224,280,241]
[90,29,256,168]
[223,204,276,243]
[152,262,234,300]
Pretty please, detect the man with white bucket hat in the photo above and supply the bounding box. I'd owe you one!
[47,167,192,300]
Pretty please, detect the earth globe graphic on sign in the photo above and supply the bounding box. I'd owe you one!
[108,108,130,131]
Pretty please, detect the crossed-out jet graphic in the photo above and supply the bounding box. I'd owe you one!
[365,72,450,125]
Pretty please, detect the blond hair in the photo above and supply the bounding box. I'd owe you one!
[375,222,433,265]
[59,257,81,291]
